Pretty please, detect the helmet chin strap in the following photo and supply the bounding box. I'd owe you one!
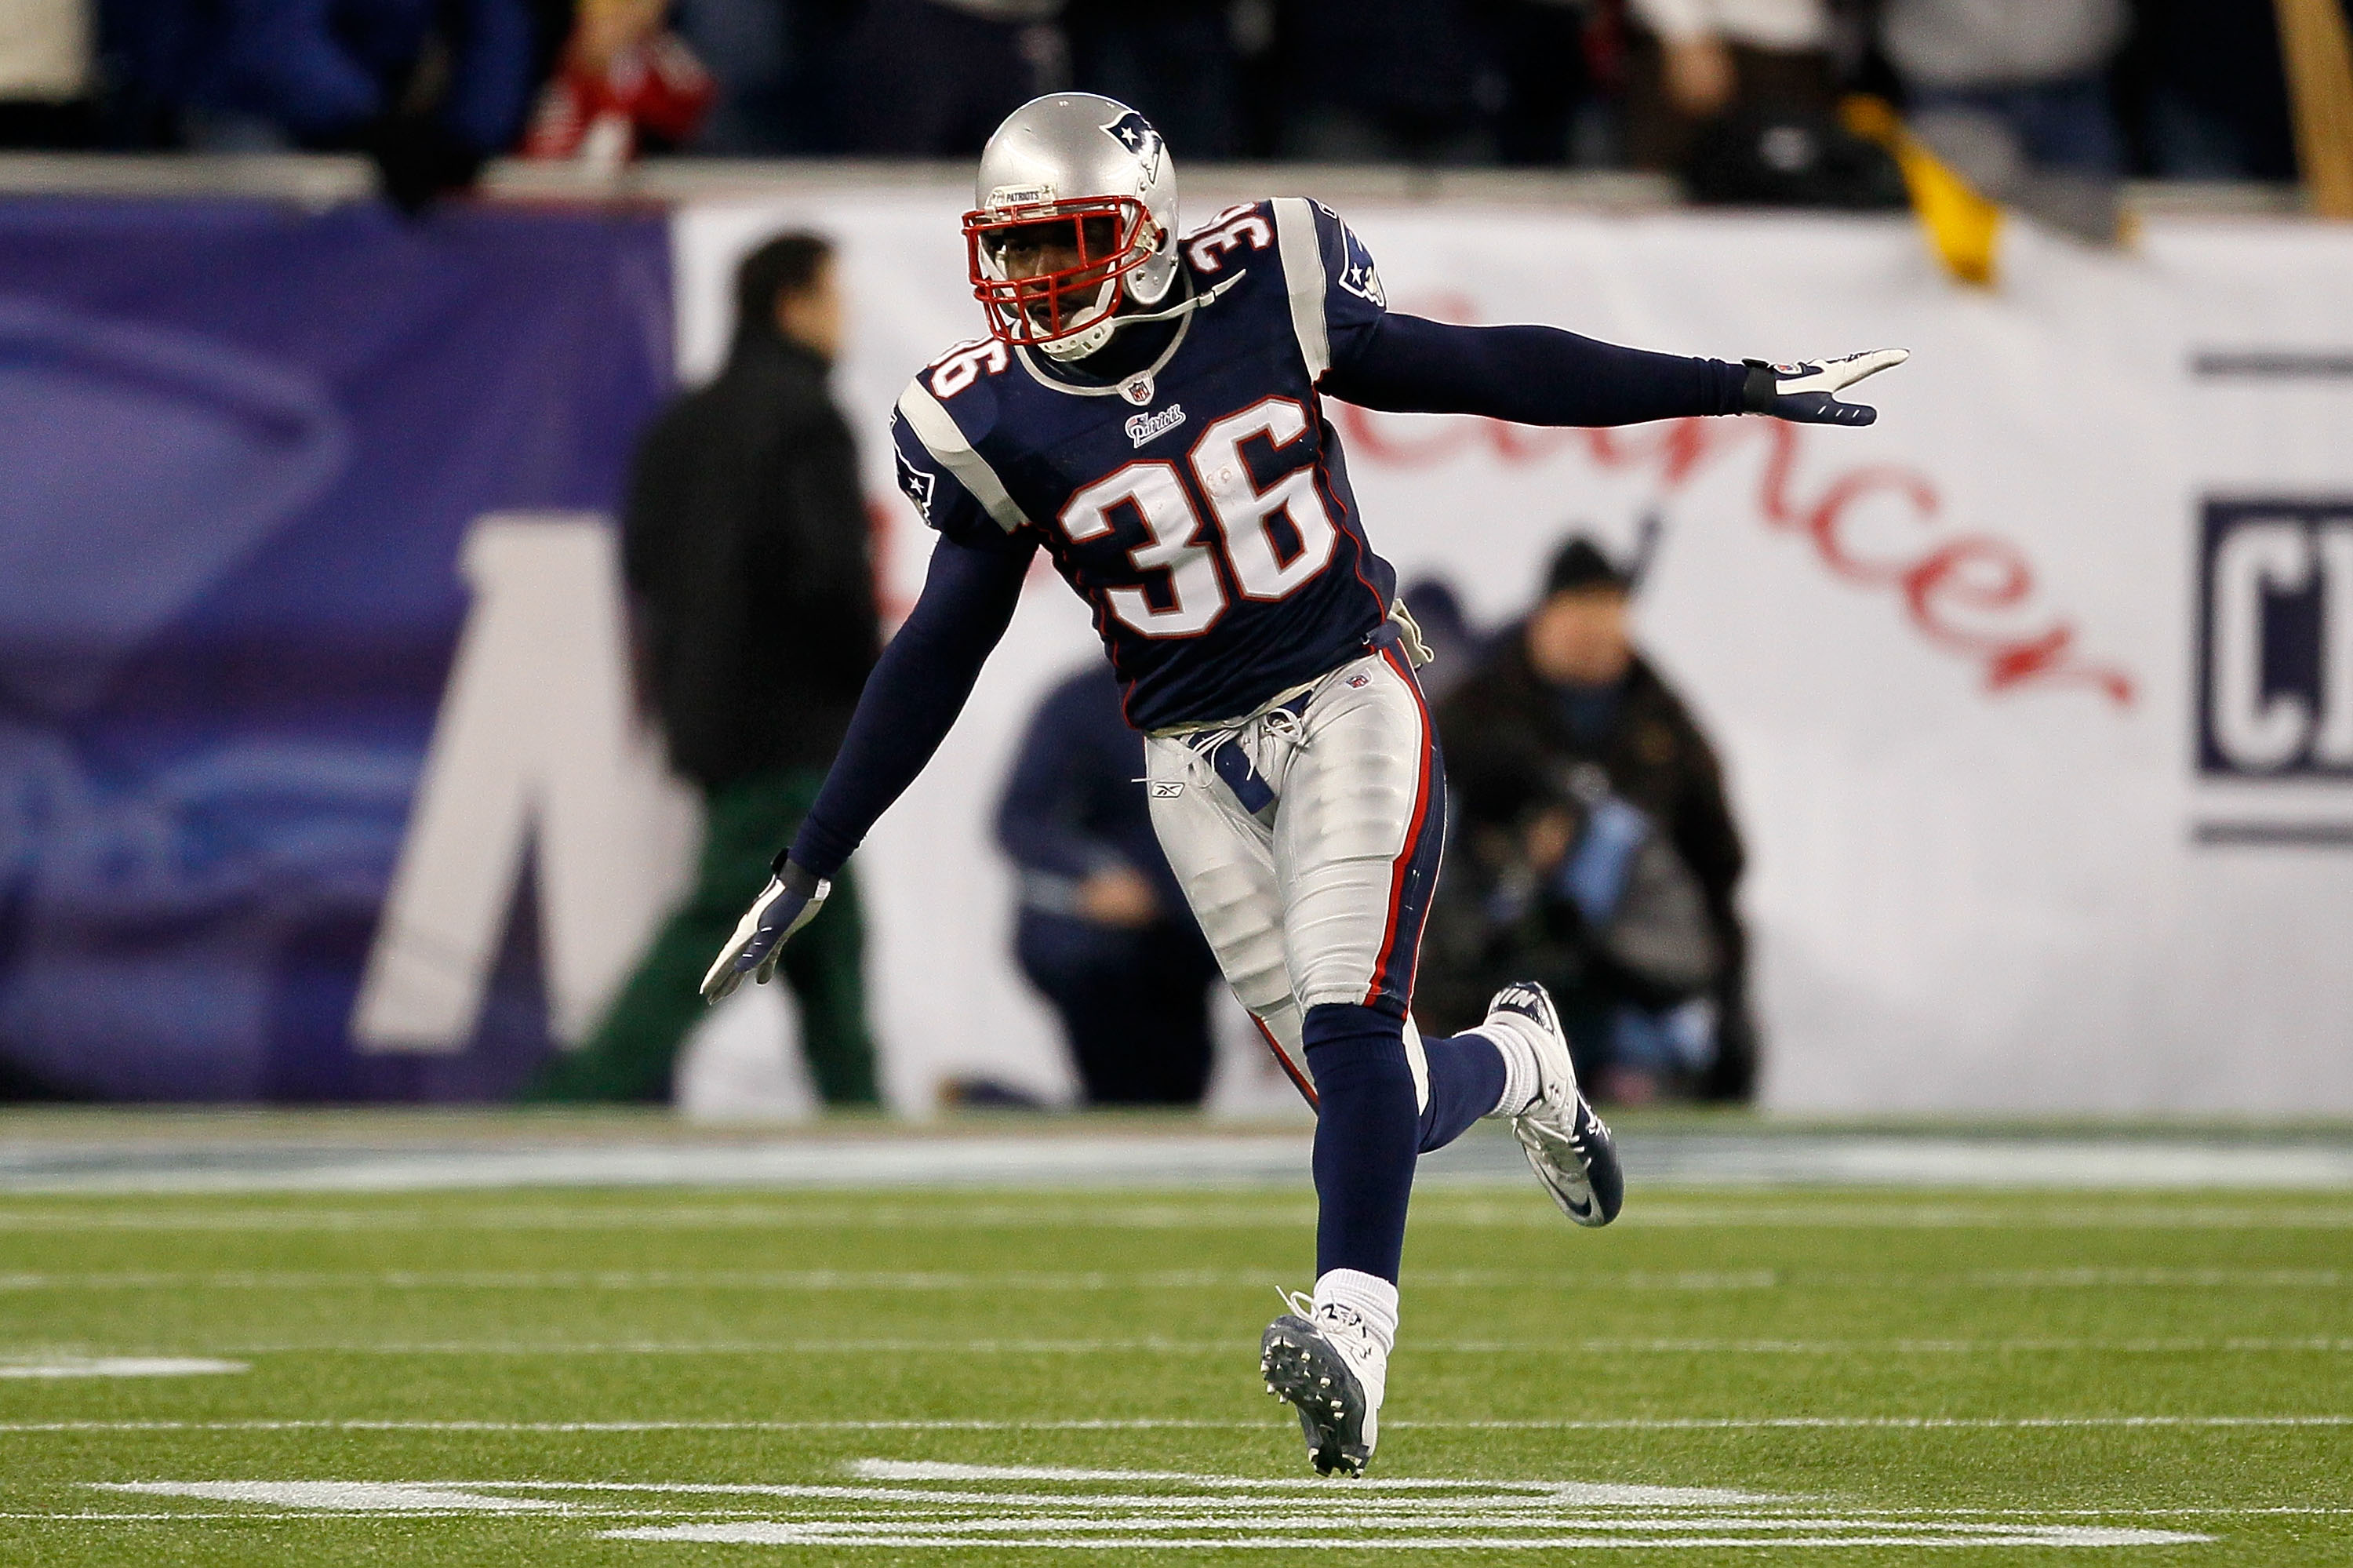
[1035,271,1245,362]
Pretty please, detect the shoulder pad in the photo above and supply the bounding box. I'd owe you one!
[921,337,1013,401]
[1180,199,1278,277]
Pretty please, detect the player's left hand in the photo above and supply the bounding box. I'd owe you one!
[700,859,830,1003]
[1742,348,1909,426]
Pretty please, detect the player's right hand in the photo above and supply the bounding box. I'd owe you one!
[701,860,830,1003]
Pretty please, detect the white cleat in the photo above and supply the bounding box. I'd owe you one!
[1484,981,1624,1227]
[1259,1290,1386,1477]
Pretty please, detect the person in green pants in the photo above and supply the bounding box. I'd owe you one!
[530,231,882,1106]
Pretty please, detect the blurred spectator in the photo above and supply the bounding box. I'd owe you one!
[1470,0,1606,167]
[1065,0,1242,158]
[1622,0,1835,171]
[840,0,1067,156]
[995,667,1222,1107]
[104,0,536,206]
[1286,0,1492,162]
[2133,0,2297,180]
[666,0,780,151]
[1882,0,2129,175]
[1427,537,1758,1103]
[0,0,95,146]
[522,0,715,167]
[533,232,883,1107]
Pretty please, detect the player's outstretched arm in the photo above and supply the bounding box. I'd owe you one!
[1322,312,1906,429]
[701,532,1033,1002]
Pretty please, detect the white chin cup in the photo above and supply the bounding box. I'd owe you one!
[1035,276,1122,361]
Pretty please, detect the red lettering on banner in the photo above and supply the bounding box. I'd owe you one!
[1332,402,2133,707]
[1804,467,1940,587]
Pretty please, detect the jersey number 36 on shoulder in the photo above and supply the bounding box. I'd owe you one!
[1055,396,1339,638]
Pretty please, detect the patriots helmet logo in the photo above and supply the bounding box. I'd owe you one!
[895,442,936,522]
[1100,109,1164,182]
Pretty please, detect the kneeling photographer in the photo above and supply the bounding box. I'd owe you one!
[1426,536,1758,1103]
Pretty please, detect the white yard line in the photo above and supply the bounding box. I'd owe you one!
[0,1267,1777,1292]
[7,1414,2351,1435]
[1391,1416,2353,1432]
[71,1476,2225,1549]
[1973,1268,2347,1287]
[4,1201,2350,1231]
[96,1481,557,1512]
[594,1515,2170,1535]
[151,1336,2353,1356]
[838,1461,1766,1502]
[9,1265,2346,1293]
[413,1479,1771,1511]
[603,1523,2213,1548]
[0,1268,1274,1292]
[0,1357,245,1378]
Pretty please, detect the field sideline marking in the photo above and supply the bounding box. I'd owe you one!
[5,1130,2347,1195]
[5,1415,2350,1434]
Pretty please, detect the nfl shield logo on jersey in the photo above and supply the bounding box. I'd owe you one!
[1119,372,1155,406]
[1100,109,1164,182]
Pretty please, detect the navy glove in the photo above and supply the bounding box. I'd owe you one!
[700,857,830,1002]
[1742,348,1908,425]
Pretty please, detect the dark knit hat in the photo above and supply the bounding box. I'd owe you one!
[1544,536,1631,595]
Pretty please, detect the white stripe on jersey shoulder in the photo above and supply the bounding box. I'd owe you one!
[1270,196,1331,383]
[896,379,1029,534]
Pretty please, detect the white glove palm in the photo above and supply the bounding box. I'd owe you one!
[700,864,830,1002]
[1744,347,1910,425]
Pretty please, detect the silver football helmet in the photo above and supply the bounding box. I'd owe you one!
[964,93,1180,362]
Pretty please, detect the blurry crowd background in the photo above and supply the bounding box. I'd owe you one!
[0,0,2319,195]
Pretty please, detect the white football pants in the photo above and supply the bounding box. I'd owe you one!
[1143,640,1444,1105]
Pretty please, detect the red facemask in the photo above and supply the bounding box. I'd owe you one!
[962,196,1157,348]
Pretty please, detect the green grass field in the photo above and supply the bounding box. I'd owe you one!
[2,1145,2349,1563]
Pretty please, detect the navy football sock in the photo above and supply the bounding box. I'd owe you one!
[1416,1028,1507,1153]
[1300,1005,1515,1282]
[1303,1005,1420,1285]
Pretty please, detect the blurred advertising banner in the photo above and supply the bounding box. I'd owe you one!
[0,199,675,1100]
[6,189,2349,1115]
[672,194,2353,1115]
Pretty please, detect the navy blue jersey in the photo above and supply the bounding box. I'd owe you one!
[892,198,1399,732]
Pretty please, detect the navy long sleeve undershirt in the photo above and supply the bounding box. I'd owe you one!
[1326,313,1751,424]
[784,314,1748,877]
[787,534,1032,878]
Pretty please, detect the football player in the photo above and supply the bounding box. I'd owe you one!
[703,93,1904,1477]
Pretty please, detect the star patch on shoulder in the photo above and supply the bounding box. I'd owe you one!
[895,443,936,522]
